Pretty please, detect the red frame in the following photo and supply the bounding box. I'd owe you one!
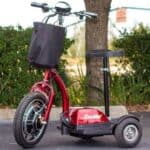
[31,69,69,122]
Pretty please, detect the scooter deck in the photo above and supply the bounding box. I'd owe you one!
[60,114,139,138]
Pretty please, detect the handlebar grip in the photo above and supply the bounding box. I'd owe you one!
[75,11,98,19]
[31,2,43,8]
[85,12,98,18]
[31,2,49,12]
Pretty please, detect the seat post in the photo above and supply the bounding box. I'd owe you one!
[103,56,110,117]
[86,49,124,117]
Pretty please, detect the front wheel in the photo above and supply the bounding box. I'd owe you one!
[13,92,48,148]
[114,118,142,148]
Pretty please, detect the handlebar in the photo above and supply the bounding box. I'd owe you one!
[31,1,98,25]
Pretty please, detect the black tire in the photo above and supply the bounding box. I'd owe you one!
[81,136,92,141]
[114,118,142,148]
[13,92,48,148]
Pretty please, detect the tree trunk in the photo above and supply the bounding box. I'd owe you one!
[84,0,112,104]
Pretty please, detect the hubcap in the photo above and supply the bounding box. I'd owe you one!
[22,99,46,142]
[123,124,139,142]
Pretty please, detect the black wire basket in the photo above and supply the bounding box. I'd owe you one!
[28,22,65,68]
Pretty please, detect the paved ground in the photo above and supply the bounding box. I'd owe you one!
[0,112,150,150]
[0,106,128,120]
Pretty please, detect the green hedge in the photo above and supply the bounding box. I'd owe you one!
[111,24,150,104]
[0,25,73,107]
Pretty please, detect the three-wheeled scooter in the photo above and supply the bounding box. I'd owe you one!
[13,1,142,149]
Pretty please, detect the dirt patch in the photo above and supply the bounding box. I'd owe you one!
[0,104,10,109]
[127,104,150,113]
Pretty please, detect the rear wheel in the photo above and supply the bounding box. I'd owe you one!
[114,118,142,148]
[13,92,48,148]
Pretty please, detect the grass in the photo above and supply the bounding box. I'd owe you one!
[64,57,149,106]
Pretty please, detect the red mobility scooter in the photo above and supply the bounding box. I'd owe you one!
[13,1,142,148]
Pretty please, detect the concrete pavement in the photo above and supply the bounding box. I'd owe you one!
[0,106,128,121]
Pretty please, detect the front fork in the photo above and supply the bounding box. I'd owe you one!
[44,87,55,121]
[30,69,70,123]
[31,71,55,123]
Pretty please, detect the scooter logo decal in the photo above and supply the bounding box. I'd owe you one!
[82,114,102,120]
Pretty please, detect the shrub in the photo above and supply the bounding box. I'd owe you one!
[0,25,73,107]
[68,66,88,106]
[110,74,150,105]
[111,24,150,104]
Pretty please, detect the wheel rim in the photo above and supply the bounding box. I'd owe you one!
[22,98,46,143]
[123,124,139,143]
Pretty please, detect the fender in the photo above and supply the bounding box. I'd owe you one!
[111,114,140,134]
[31,81,52,100]
[116,114,140,124]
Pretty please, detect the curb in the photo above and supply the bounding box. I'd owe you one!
[0,106,128,122]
